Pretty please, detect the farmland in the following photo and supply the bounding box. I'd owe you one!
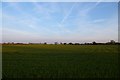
[2,44,119,78]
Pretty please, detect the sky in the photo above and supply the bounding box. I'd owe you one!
[1,2,118,43]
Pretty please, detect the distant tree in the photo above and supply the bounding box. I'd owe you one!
[44,42,47,45]
[92,41,97,45]
[84,43,87,45]
[11,42,14,44]
[60,42,63,45]
[63,43,67,45]
[69,43,73,45]
[110,40,115,44]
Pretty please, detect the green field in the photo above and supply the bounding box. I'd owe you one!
[2,44,119,78]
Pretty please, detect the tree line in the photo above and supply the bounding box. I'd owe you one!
[2,40,120,45]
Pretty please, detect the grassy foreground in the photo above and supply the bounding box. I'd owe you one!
[2,44,119,78]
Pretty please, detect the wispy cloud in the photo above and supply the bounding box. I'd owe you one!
[92,19,105,23]
[58,2,77,33]
[60,2,76,24]
[2,2,118,43]
[2,3,44,31]
[75,15,118,42]
[78,1,101,17]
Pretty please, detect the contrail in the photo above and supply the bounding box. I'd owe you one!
[60,2,76,24]
[58,2,76,32]
[91,0,102,10]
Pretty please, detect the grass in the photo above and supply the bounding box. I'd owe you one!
[2,44,119,78]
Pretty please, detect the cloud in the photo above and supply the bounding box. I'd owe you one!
[2,28,44,43]
[33,2,57,20]
[2,13,37,31]
[2,3,45,31]
[57,2,77,33]
[33,2,78,34]
[78,1,101,17]
[74,14,118,42]
[92,19,105,23]
[2,2,118,43]
[60,2,76,24]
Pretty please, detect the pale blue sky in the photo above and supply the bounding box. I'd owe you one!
[2,2,118,43]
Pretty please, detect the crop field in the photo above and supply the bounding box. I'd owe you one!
[2,44,119,78]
